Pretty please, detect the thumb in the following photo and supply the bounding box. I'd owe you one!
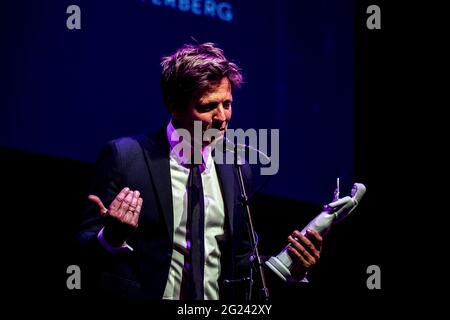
[88,195,108,216]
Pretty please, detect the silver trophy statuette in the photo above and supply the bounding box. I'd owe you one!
[265,180,366,281]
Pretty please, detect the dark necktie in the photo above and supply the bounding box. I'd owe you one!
[180,164,205,300]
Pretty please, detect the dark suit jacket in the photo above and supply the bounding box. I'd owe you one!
[76,127,253,300]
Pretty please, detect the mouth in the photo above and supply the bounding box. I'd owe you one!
[203,127,226,146]
[206,123,226,133]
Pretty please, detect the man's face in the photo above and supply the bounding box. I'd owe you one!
[173,77,233,146]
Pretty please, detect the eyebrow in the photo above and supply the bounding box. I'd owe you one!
[198,98,233,105]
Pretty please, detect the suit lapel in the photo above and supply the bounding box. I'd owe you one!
[138,128,174,240]
[215,163,235,237]
[138,128,237,243]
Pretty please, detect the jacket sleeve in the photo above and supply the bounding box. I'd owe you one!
[75,140,125,258]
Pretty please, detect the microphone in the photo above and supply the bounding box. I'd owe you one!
[208,129,279,175]
[265,181,367,281]
[213,136,271,164]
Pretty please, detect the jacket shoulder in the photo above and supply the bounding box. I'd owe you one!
[103,128,168,162]
[107,135,147,155]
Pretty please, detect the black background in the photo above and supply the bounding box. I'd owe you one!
[0,0,420,315]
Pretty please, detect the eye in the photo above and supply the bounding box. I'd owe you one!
[195,103,216,113]
[223,101,232,109]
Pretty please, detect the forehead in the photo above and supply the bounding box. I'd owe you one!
[198,77,232,103]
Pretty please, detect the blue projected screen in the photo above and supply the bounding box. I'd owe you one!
[1,0,354,204]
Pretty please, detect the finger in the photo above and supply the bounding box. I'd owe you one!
[121,191,140,224]
[131,197,143,226]
[124,189,134,205]
[109,187,130,211]
[135,197,143,214]
[306,229,323,252]
[117,190,134,219]
[130,190,140,210]
[287,244,310,268]
[88,195,108,215]
[288,235,316,266]
[294,230,321,260]
[127,194,141,226]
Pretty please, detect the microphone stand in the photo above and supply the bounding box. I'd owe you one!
[235,162,270,301]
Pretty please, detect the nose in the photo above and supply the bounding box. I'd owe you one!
[214,105,227,122]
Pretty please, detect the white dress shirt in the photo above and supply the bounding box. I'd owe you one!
[162,121,226,300]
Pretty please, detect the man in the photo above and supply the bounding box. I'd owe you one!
[77,42,322,300]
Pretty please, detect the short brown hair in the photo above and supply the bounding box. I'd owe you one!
[160,42,243,113]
